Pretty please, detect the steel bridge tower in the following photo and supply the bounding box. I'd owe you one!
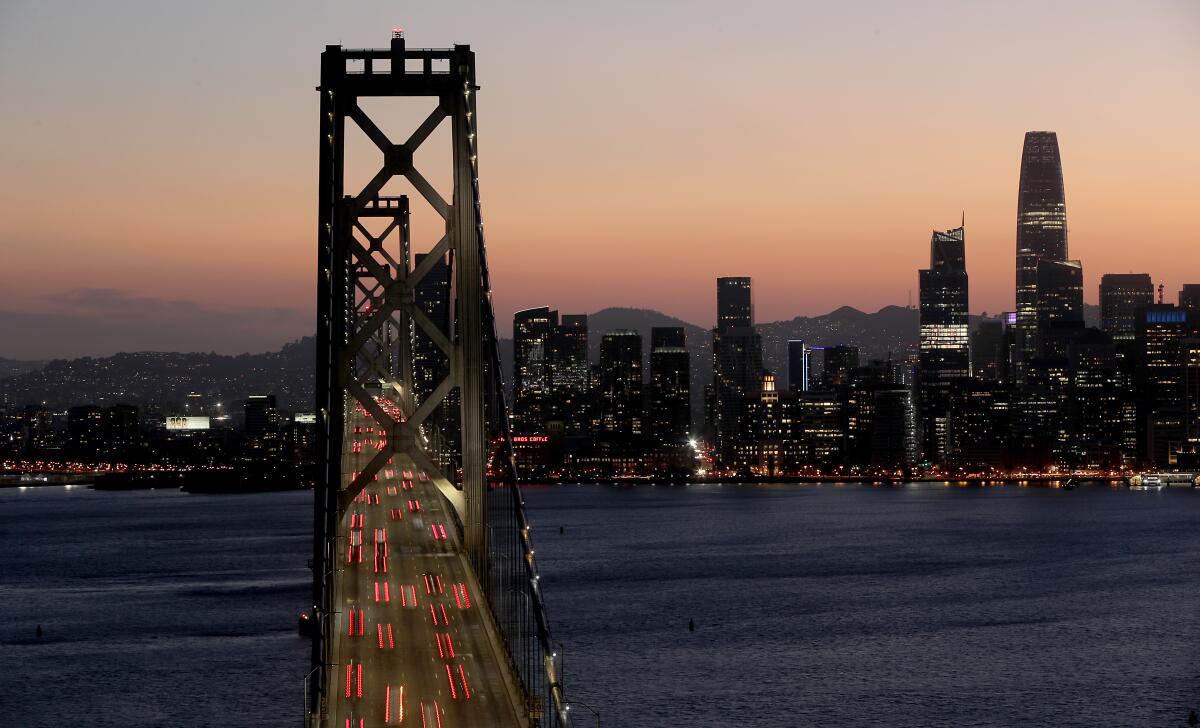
[310,32,568,727]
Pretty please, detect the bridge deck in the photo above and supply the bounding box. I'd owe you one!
[325,405,527,727]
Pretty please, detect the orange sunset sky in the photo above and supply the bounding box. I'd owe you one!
[1,1,1197,358]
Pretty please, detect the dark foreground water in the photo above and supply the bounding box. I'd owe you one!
[1,483,1198,727]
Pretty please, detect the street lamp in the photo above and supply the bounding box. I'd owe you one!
[567,700,600,727]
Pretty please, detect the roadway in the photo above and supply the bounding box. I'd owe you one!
[325,395,526,728]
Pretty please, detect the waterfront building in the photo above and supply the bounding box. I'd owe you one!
[244,394,280,455]
[1137,304,1189,465]
[794,391,846,465]
[649,327,691,471]
[712,277,763,463]
[1063,330,1126,469]
[66,405,104,457]
[1183,338,1200,464]
[949,383,1011,469]
[598,330,644,470]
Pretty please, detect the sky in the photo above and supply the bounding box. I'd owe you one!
[1,1,1197,359]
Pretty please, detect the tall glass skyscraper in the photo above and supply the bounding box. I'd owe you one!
[1015,131,1069,373]
[918,223,969,463]
[712,277,762,462]
[598,329,644,448]
[649,327,691,455]
[549,314,590,435]
[512,306,558,434]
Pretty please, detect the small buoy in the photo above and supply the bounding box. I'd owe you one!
[1188,708,1198,727]
[688,618,695,633]
[559,526,564,535]
[36,624,43,638]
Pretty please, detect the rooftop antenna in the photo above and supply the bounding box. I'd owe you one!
[907,289,912,308]
[961,209,965,229]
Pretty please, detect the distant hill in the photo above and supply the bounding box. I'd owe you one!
[0,358,46,379]
[1,302,1100,414]
[0,338,314,411]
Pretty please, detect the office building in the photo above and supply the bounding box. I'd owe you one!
[512,306,558,434]
[822,346,859,388]
[712,277,763,462]
[598,330,644,456]
[649,327,691,466]
[1138,305,1189,465]
[1100,273,1153,343]
[717,277,753,330]
[244,394,280,455]
[549,314,590,436]
[971,318,1007,383]
[411,253,451,403]
[918,223,970,463]
[787,340,810,393]
[1015,131,1069,375]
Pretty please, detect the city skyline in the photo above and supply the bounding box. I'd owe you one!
[2,2,1199,359]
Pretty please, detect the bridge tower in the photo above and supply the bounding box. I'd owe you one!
[311,32,568,727]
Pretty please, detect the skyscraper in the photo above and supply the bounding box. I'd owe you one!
[917,223,969,463]
[598,330,644,451]
[787,340,810,393]
[244,394,280,455]
[1015,131,1069,374]
[649,327,691,464]
[411,252,457,476]
[512,307,558,434]
[717,277,753,330]
[411,252,451,400]
[549,314,590,435]
[1036,260,1084,338]
[1100,273,1154,343]
[712,277,763,462]
[971,318,1007,383]
[1137,304,1189,465]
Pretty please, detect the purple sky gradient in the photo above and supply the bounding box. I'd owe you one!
[1,1,1197,358]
